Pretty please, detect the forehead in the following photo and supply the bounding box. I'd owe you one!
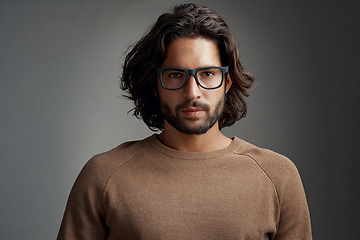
[161,37,221,69]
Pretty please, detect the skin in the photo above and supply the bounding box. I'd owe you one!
[157,37,233,152]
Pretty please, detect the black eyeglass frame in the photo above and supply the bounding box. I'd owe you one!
[156,66,229,90]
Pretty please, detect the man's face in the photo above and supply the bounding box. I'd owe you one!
[157,37,231,135]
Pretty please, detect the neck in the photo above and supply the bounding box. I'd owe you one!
[158,122,232,152]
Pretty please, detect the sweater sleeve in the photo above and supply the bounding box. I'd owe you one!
[57,156,108,240]
[244,147,312,240]
[273,159,312,240]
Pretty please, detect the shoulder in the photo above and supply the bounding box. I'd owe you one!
[235,139,299,174]
[234,139,302,195]
[86,136,153,170]
[75,136,154,189]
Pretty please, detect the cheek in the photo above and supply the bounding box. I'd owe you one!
[206,89,225,104]
[158,89,178,107]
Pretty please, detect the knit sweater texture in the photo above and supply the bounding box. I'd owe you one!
[57,135,312,239]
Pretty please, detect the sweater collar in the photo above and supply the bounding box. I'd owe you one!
[146,134,244,160]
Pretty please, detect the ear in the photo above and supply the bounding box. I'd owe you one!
[225,73,232,93]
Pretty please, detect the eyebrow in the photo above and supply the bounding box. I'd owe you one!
[160,65,221,69]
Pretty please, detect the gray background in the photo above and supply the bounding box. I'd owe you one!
[0,0,358,239]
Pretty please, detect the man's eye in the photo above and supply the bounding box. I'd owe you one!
[169,72,183,78]
[201,71,215,77]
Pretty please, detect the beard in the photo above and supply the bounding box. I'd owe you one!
[159,96,225,135]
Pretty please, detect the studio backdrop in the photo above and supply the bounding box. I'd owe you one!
[0,0,358,239]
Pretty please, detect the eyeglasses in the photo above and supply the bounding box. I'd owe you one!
[156,66,229,90]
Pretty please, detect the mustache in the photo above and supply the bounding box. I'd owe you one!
[175,100,210,112]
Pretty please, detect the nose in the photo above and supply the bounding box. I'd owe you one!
[183,74,201,99]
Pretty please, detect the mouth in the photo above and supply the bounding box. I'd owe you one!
[181,107,205,118]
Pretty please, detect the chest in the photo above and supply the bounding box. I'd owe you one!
[103,159,278,239]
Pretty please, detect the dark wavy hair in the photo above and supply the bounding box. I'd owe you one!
[120,3,254,131]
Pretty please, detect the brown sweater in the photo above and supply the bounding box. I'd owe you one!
[57,135,312,239]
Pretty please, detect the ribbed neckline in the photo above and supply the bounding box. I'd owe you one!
[146,134,244,160]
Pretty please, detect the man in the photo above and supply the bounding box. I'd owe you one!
[58,3,312,239]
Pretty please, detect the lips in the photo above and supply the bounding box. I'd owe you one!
[181,107,205,118]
